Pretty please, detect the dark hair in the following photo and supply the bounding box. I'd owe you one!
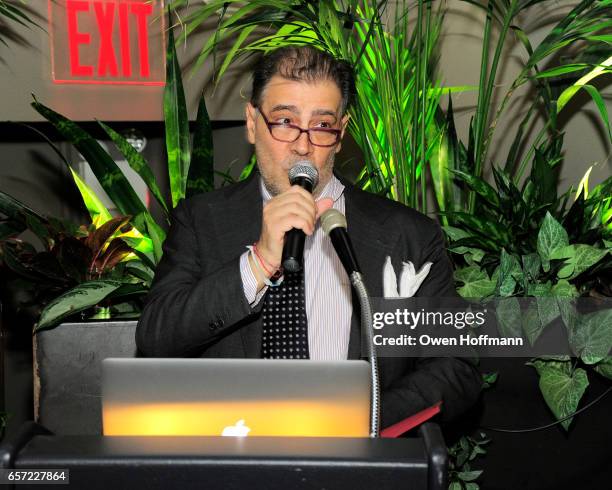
[250,46,356,115]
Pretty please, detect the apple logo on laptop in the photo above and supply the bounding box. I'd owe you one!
[222,419,251,437]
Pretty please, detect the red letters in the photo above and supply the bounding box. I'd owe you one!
[131,2,153,78]
[67,0,93,77]
[94,1,118,76]
[64,0,155,80]
[118,2,131,77]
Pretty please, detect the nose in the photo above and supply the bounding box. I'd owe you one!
[291,130,313,156]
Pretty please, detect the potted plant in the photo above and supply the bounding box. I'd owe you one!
[0,20,219,434]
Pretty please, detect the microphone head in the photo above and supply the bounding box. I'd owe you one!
[288,161,319,188]
[320,208,347,234]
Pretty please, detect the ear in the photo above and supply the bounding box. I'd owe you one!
[335,113,350,154]
[245,103,257,145]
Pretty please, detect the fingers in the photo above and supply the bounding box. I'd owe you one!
[257,186,337,267]
[315,198,333,218]
[258,186,316,266]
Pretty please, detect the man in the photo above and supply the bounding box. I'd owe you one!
[136,46,481,429]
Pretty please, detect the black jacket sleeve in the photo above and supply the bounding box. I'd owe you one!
[135,199,257,357]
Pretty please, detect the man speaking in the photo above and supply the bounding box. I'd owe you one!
[136,46,481,428]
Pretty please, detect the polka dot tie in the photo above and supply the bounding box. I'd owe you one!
[261,269,309,359]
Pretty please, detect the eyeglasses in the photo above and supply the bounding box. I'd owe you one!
[257,109,342,147]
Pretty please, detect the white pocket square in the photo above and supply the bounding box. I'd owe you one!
[383,256,432,298]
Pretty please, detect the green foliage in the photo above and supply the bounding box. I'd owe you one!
[0,195,152,327]
[447,165,610,301]
[167,0,448,209]
[448,432,489,490]
[528,360,589,431]
[447,165,610,430]
[0,18,216,330]
[0,0,39,49]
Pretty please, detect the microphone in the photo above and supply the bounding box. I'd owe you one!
[320,209,361,275]
[281,161,319,273]
[321,208,380,437]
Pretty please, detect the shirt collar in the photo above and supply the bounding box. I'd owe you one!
[259,173,345,203]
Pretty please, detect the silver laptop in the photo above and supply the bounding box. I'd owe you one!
[102,358,371,437]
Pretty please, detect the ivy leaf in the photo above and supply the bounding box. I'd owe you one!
[522,253,541,282]
[551,280,579,334]
[537,212,569,272]
[455,267,497,298]
[496,297,522,338]
[551,280,579,298]
[570,309,612,364]
[457,470,483,482]
[496,249,522,297]
[594,357,612,380]
[553,245,608,280]
[482,372,498,389]
[522,302,543,346]
[530,360,589,431]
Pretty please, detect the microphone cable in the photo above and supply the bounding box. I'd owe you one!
[480,386,611,433]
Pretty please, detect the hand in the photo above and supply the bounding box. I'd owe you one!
[256,186,333,269]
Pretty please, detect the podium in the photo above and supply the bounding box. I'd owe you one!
[1,422,447,489]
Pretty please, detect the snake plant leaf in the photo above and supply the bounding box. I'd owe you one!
[187,90,215,197]
[143,213,166,264]
[34,280,124,332]
[430,94,460,221]
[0,189,47,228]
[530,360,589,431]
[164,21,191,208]
[31,99,149,231]
[68,167,113,227]
[98,121,169,216]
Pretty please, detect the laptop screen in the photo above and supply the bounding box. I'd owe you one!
[102,358,371,437]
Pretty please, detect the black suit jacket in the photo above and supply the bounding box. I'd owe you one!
[136,172,482,428]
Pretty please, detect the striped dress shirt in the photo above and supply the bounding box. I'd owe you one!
[239,175,352,360]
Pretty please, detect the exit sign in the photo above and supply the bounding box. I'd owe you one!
[49,0,166,85]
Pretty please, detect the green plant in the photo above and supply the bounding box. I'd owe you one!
[0,0,38,48]
[0,203,151,329]
[447,432,489,490]
[431,0,611,218]
[167,0,456,210]
[0,17,216,330]
[447,164,611,430]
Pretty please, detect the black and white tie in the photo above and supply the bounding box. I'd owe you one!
[261,269,309,359]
